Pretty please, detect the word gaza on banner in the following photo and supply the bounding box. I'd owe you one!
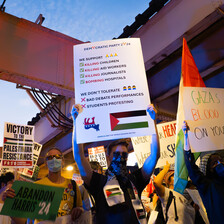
[183,87,224,152]
[74,38,154,144]
[0,181,64,221]
[88,146,108,170]
[2,122,34,168]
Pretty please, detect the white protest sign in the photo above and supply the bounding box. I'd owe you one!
[131,121,176,168]
[74,38,154,144]
[183,87,224,152]
[156,121,176,168]
[131,136,151,168]
[2,122,34,167]
[72,173,84,186]
[19,142,42,178]
[88,146,108,170]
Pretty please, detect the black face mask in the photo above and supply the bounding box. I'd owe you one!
[214,162,224,178]
[108,151,128,176]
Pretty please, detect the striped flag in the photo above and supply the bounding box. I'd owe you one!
[110,110,148,131]
[174,38,205,194]
[105,187,122,197]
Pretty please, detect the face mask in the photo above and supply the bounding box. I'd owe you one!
[47,157,62,172]
[109,152,128,176]
[214,162,224,178]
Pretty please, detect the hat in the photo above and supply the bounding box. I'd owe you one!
[199,154,212,176]
[164,171,174,186]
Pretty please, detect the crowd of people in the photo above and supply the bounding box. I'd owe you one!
[0,104,223,224]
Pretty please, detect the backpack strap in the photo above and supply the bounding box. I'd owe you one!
[165,190,178,223]
[71,180,77,208]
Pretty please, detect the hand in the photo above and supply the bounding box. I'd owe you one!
[71,104,83,120]
[147,104,157,120]
[2,184,15,201]
[71,207,83,221]
[164,161,170,172]
[182,121,189,135]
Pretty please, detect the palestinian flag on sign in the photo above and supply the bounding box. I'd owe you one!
[174,38,205,194]
[110,110,148,131]
[136,209,146,220]
[105,187,122,198]
[4,137,33,146]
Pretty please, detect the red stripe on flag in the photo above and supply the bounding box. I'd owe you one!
[182,38,206,87]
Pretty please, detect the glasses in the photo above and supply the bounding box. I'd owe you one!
[46,154,63,161]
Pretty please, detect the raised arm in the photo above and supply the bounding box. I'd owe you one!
[141,104,160,181]
[153,162,170,197]
[182,121,208,191]
[72,104,93,187]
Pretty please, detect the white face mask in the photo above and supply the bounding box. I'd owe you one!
[47,157,62,172]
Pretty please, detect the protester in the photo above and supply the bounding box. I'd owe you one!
[72,104,160,224]
[182,121,224,224]
[2,148,83,224]
[153,161,195,223]
[0,172,16,224]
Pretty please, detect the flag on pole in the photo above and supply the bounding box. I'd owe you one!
[174,38,205,194]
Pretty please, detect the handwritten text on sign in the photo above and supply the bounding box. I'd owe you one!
[183,87,224,152]
[74,38,154,144]
[2,122,34,168]
[131,121,176,168]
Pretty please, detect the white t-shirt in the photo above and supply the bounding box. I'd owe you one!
[160,188,195,224]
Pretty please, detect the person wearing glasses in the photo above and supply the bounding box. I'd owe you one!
[34,148,83,223]
[2,148,83,224]
[72,104,160,224]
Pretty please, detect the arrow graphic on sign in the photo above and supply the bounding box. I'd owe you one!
[110,110,148,131]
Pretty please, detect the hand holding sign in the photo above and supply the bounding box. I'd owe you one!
[71,104,83,120]
[2,184,15,201]
[182,121,190,135]
[147,104,157,121]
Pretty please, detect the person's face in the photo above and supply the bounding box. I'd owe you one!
[45,149,63,171]
[109,145,128,163]
[209,154,223,173]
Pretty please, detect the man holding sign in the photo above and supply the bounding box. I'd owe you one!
[2,148,83,223]
[72,104,160,224]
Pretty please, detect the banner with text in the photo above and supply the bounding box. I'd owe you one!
[131,121,176,168]
[2,122,34,167]
[183,87,224,152]
[88,146,108,170]
[0,180,64,221]
[19,142,42,178]
[74,38,154,143]
[156,121,176,168]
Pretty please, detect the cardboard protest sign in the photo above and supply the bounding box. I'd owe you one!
[2,122,34,167]
[132,121,176,168]
[183,87,224,152]
[156,121,176,168]
[0,181,64,221]
[131,136,151,168]
[72,173,84,186]
[88,146,108,170]
[74,38,154,144]
[19,142,42,178]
